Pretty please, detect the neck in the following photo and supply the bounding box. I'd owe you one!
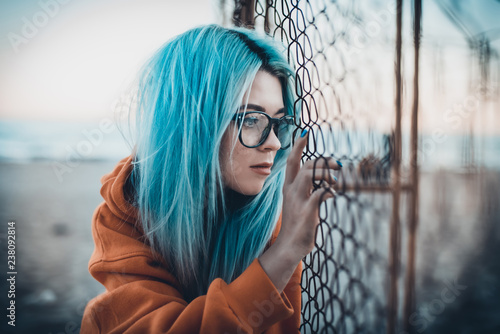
[203,187,256,227]
[223,187,255,213]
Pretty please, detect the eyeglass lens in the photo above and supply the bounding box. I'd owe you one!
[240,113,294,149]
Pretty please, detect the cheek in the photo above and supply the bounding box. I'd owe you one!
[220,129,242,177]
[223,145,250,178]
[220,131,253,183]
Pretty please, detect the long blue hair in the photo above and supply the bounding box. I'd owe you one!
[127,24,299,301]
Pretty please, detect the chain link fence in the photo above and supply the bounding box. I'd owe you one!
[221,0,500,332]
[222,0,422,333]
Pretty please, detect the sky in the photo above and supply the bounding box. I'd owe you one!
[0,0,498,129]
[0,0,218,121]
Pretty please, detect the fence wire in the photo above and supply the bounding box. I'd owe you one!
[227,0,414,333]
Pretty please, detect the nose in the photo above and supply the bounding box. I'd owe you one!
[259,127,281,151]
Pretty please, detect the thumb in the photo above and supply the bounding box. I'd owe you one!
[284,129,309,186]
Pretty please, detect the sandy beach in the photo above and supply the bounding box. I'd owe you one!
[0,160,118,333]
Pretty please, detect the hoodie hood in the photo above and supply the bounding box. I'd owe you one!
[99,155,139,224]
[88,154,284,294]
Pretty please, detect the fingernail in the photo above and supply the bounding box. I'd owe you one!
[333,175,338,182]
[336,160,343,168]
[300,129,308,138]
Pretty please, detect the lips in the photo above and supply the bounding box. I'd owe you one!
[250,162,273,168]
[250,162,273,176]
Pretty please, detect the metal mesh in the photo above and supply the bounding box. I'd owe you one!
[224,0,500,331]
[228,0,500,330]
[228,0,417,333]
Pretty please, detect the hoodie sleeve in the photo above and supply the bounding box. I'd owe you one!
[80,156,302,334]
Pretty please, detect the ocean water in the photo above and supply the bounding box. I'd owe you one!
[0,119,132,163]
[0,120,499,171]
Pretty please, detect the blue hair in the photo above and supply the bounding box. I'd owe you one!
[128,24,299,301]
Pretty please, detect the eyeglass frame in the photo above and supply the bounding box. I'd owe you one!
[231,110,296,149]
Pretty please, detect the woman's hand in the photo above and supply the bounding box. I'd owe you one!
[276,129,340,262]
[258,129,340,292]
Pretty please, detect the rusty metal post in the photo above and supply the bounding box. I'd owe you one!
[233,0,256,28]
[264,0,272,34]
[403,0,421,332]
[388,0,403,333]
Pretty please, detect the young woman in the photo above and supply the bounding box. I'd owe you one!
[80,24,340,333]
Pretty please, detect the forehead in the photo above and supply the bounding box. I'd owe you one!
[242,71,285,115]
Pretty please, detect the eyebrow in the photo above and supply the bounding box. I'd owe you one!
[238,104,286,117]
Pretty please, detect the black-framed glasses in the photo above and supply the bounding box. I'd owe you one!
[231,111,296,149]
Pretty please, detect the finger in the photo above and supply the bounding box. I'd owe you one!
[303,156,342,171]
[297,169,337,197]
[284,129,309,186]
[309,186,336,205]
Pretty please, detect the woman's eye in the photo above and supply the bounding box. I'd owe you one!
[243,117,259,127]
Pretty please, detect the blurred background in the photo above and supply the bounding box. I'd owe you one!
[0,0,217,332]
[0,0,499,333]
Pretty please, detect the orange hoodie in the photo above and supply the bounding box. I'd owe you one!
[80,155,302,333]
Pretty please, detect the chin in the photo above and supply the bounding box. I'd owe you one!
[238,188,262,196]
[236,183,264,196]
